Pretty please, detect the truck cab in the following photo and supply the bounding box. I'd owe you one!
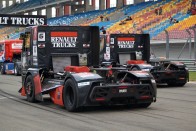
[0,40,22,75]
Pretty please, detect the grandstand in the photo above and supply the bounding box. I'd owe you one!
[0,0,196,70]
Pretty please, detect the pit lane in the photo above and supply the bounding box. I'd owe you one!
[0,75,196,131]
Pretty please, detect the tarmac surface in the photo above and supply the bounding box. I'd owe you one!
[0,75,196,131]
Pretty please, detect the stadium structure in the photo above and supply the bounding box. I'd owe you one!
[0,0,196,70]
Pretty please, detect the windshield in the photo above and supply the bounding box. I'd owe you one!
[0,44,4,52]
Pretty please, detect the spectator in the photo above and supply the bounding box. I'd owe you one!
[105,17,109,21]
[133,22,137,33]
[119,20,126,25]
[155,8,158,15]
[102,29,106,34]
[172,19,179,24]
[159,7,162,15]
[100,26,104,31]
[169,16,173,24]
[100,26,106,34]
[187,8,192,14]
[125,16,132,21]
[100,15,104,21]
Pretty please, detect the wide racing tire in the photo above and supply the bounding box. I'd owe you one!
[138,103,151,108]
[167,82,186,87]
[25,75,36,102]
[63,79,78,112]
[0,63,5,74]
[176,83,186,87]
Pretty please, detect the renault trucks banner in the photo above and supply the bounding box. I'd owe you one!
[117,37,135,48]
[51,32,78,48]
[0,14,47,26]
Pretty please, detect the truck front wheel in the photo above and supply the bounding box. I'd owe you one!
[25,75,36,102]
[0,63,5,74]
[63,79,78,112]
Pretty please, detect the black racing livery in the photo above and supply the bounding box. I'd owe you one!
[104,33,189,87]
[19,26,156,112]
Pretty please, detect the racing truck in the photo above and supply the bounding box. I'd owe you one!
[106,34,189,87]
[19,26,156,112]
[0,39,23,75]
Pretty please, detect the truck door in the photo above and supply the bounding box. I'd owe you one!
[21,32,32,74]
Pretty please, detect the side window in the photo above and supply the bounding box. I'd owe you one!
[0,44,4,52]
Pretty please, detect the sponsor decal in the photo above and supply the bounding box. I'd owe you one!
[110,38,114,44]
[0,14,46,26]
[33,27,37,40]
[77,72,95,78]
[131,71,149,76]
[117,37,135,48]
[119,89,127,93]
[12,43,22,49]
[33,46,37,56]
[104,53,110,60]
[38,32,45,41]
[78,82,90,87]
[38,43,45,48]
[51,32,77,48]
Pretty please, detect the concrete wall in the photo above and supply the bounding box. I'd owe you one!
[133,0,145,4]
[84,0,95,12]
[99,0,105,10]
[151,42,195,59]
[116,0,124,8]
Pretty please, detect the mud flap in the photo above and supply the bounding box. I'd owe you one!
[18,86,26,96]
[33,75,43,101]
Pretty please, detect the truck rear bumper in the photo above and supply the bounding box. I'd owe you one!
[89,84,155,104]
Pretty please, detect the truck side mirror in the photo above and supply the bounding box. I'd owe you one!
[19,33,25,40]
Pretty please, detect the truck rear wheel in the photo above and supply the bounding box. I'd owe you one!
[175,83,186,87]
[63,79,78,112]
[167,82,186,87]
[25,75,36,102]
[138,103,151,108]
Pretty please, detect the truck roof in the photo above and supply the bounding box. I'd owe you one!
[0,39,23,44]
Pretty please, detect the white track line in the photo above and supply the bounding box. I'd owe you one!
[0,96,14,100]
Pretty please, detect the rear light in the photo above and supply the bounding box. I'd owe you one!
[166,71,172,74]
[179,77,185,80]
[95,97,105,101]
[118,86,128,89]
[140,96,150,99]
[112,89,117,94]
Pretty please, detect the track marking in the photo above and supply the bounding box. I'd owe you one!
[0,96,15,100]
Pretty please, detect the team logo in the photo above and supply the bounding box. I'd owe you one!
[38,32,45,41]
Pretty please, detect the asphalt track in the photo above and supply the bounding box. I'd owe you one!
[0,75,196,131]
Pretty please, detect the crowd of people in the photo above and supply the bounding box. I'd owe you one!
[187,2,196,15]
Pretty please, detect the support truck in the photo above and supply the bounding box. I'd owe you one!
[0,39,22,75]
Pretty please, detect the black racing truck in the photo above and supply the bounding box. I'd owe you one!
[105,34,189,87]
[19,26,157,112]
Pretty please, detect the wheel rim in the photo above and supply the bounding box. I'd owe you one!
[26,81,32,96]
